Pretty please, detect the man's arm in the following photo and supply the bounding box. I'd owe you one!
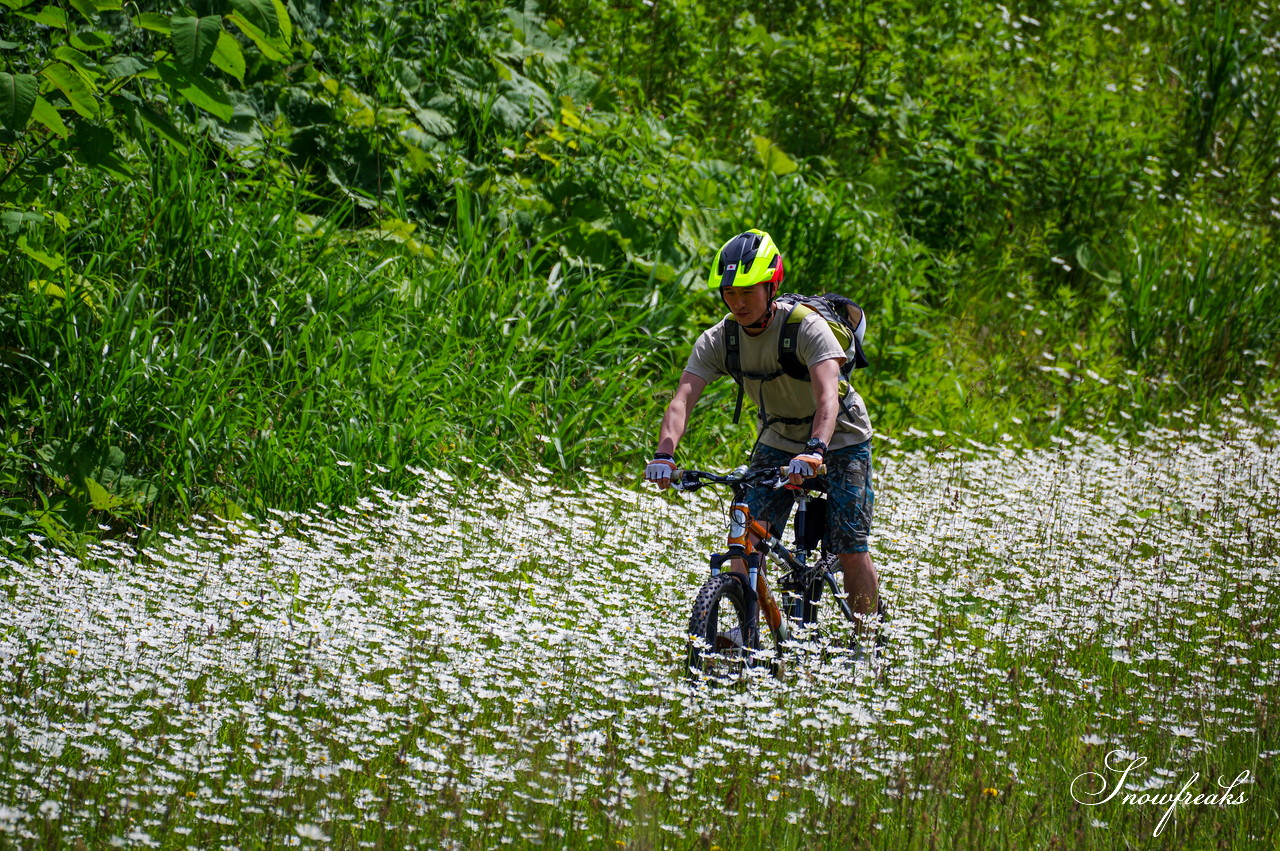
[656,371,708,458]
[786,357,843,485]
[807,357,843,447]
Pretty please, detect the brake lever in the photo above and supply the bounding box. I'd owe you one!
[671,470,701,492]
[775,464,828,490]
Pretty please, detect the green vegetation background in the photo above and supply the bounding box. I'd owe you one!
[1,0,1277,551]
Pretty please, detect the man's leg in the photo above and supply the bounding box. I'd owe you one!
[838,551,879,635]
[824,440,878,637]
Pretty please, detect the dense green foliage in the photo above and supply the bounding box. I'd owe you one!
[2,0,1278,549]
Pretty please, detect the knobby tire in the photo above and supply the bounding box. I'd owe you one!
[686,572,779,680]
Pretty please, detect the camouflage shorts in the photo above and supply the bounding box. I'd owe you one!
[742,440,875,555]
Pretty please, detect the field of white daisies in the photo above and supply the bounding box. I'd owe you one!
[2,406,1278,850]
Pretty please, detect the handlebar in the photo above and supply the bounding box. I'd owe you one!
[671,464,827,493]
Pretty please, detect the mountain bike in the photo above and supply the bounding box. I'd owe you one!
[673,464,860,679]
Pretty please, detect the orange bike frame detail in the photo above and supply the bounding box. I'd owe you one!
[724,501,784,636]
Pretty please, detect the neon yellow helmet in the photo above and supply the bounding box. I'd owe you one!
[707,229,785,291]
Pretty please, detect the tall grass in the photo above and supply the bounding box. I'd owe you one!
[3,0,1279,549]
[1,147,711,548]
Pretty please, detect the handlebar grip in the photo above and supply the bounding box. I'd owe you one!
[778,464,827,476]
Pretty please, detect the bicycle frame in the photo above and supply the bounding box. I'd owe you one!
[679,467,857,651]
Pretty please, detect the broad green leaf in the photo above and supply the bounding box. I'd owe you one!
[0,72,38,131]
[132,12,171,34]
[18,5,67,27]
[137,103,188,150]
[172,15,223,74]
[0,212,41,233]
[84,477,124,511]
[69,122,134,178]
[115,93,188,151]
[70,29,113,52]
[228,0,279,38]
[396,81,455,137]
[210,28,245,81]
[29,280,67,297]
[750,133,798,176]
[0,0,40,9]
[156,61,232,121]
[0,39,19,48]
[92,0,123,10]
[42,62,98,118]
[53,46,101,78]
[19,237,66,271]
[68,0,98,22]
[104,55,150,78]
[30,95,69,136]
[226,10,286,61]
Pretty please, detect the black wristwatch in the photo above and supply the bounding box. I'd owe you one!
[804,438,828,456]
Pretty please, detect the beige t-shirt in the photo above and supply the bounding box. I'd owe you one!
[683,310,873,451]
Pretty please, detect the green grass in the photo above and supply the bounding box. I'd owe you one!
[1,1,1277,844]
[1,409,1277,849]
[3,0,1279,551]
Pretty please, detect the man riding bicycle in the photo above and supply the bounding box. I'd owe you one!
[645,229,881,637]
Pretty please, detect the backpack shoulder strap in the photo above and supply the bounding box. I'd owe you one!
[778,302,813,382]
[723,318,746,424]
[722,311,796,424]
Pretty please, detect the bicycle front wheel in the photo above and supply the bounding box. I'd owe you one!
[685,572,776,679]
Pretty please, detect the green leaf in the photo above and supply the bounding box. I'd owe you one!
[0,72,38,131]
[70,28,114,51]
[139,103,188,150]
[226,10,286,61]
[156,61,232,121]
[42,62,98,119]
[114,92,187,151]
[132,12,171,34]
[1,212,41,233]
[1,0,40,10]
[172,15,223,74]
[30,95,69,136]
[750,133,798,176]
[104,55,150,78]
[29,280,66,300]
[53,46,101,78]
[228,0,279,38]
[271,0,292,45]
[210,29,246,82]
[68,0,98,22]
[69,121,134,178]
[396,81,455,137]
[19,237,66,271]
[18,4,67,27]
[84,477,124,511]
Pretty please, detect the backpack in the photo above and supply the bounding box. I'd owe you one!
[724,293,869,426]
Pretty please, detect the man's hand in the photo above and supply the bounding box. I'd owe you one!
[645,454,677,489]
[787,452,823,485]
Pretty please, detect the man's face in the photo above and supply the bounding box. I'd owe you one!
[720,283,772,327]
